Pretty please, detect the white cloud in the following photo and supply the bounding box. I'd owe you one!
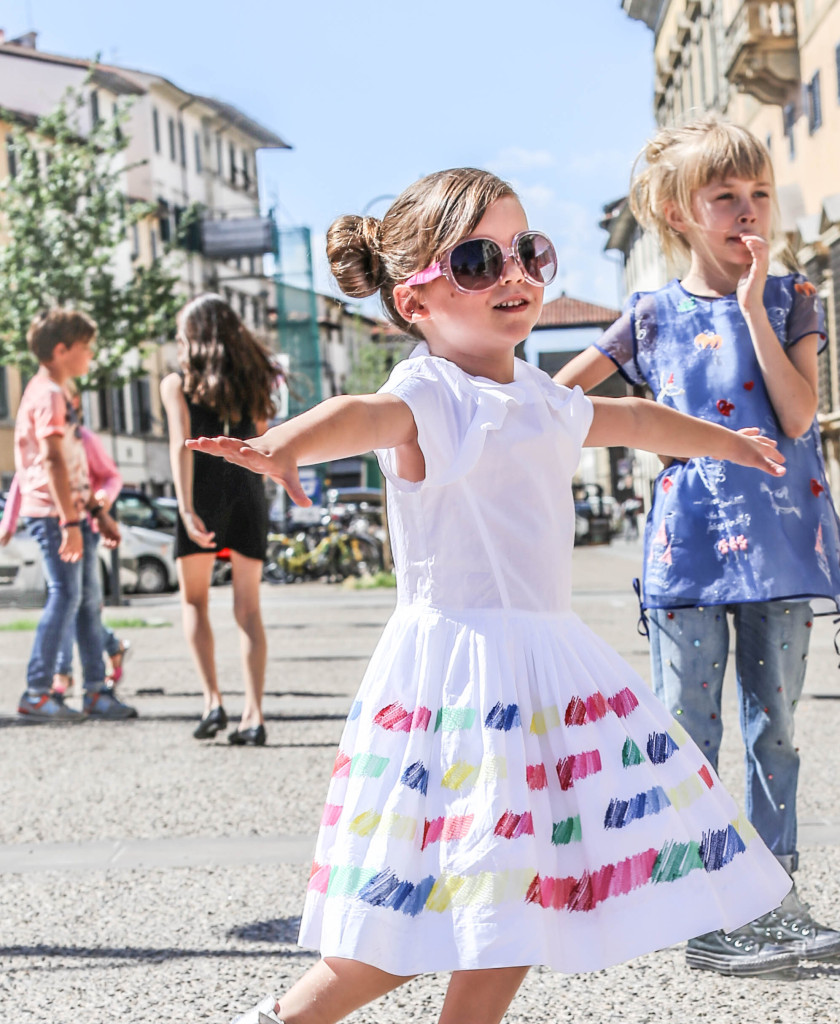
[566,148,633,177]
[486,146,556,174]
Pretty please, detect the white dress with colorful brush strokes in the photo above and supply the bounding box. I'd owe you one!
[297,343,791,975]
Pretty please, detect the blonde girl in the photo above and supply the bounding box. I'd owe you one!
[193,168,791,1024]
[556,116,840,974]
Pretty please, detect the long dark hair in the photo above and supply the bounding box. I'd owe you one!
[177,293,276,424]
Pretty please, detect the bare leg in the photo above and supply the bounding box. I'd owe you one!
[438,967,530,1024]
[177,553,221,714]
[271,957,413,1024]
[230,551,267,729]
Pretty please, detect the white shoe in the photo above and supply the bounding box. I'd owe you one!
[231,994,284,1024]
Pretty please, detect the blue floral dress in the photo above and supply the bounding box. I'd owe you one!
[597,274,840,611]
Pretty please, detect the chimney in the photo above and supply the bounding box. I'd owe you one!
[10,31,38,49]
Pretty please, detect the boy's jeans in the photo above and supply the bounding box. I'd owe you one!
[649,600,811,874]
[26,517,106,693]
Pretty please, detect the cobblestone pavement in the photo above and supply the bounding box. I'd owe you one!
[1,540,839,1023]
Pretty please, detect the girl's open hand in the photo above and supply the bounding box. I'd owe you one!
[731,427,785,476]
[186,437,313,507]
[736,233,770,316]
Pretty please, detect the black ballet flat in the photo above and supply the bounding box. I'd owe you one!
[228,723,266,746]
[193,706,228,739]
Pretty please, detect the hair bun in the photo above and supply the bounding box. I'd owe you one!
[326,214,386,298]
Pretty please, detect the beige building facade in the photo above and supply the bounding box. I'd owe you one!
[0,32,290,491]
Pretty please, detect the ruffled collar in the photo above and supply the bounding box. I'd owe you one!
[407,342,581,413]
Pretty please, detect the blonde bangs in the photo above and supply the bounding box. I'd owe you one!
[679,123,773,199]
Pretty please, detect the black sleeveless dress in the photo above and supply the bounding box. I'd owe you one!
[174,396,268,561]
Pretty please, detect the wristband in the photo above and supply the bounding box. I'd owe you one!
[60,520,82,529]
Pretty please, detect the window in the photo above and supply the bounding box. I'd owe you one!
[112,102,122,143]
[178,121,186,168]
[783,102,796,158]
[96,387,126,432]
[252,297,261,328]
[216,135,223,175]
[130,378,152,434]
[229,141,237,185]
[158,199,171,244]
[6,137,16,178]
[152,107,161,153]
[112,387,127,434]
[836,43,840,101]
[807,70,822,133]
[242,150,250,190]
[194,131,202,173]
[168,117,176,162]
[150,227,158,261]
[90,89,100,127]
[239,293,248,320]
[131,222,140,259]
[0,366,8,420]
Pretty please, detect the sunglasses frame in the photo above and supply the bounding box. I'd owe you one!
[404,229,557,294]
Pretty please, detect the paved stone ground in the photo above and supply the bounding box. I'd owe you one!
[1,539,840,1023]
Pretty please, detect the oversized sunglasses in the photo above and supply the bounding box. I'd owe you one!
[404,230,557,293]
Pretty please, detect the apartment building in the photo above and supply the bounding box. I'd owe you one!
[0,31,289,491]
[616,0,840,489]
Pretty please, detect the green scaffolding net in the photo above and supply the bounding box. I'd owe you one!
[274,226,322,418]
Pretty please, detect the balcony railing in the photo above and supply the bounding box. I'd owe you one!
[725,1,799,105]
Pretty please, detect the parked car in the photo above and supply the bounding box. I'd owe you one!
[573,483,613,546]
[114,489,177,534]
[118,524,177,594]
[0,493,139,604]
[108,490,179,594]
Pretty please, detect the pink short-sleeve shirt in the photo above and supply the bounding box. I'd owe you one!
[14,373,90,518]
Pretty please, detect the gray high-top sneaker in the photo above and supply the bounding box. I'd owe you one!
[748,885,840,960]
[686,924,801,975]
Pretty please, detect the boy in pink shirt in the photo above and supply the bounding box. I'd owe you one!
[15,309,136,721]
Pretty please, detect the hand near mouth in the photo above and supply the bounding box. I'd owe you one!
[735,232,769,317]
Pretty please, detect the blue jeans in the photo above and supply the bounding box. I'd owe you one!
[56,619,119,675]
[26,518,106,694]
[649,600,812,874]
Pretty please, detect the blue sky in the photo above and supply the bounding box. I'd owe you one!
[5,0,656,312]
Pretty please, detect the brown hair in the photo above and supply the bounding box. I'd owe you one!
[27,309,96,363]
[177,293,276,424]
[327,168,516,337]
[629,114,787,270]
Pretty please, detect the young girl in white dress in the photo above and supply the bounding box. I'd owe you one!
[191,168,793,1024]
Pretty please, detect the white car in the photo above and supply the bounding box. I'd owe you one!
[0,528,139,606]
[119,523,177,594]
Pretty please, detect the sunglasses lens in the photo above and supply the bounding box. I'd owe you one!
[517,232,557,286]
[449,239,504,291]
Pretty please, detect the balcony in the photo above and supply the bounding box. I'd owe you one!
[725,1,799,105]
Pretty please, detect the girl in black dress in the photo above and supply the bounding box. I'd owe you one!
[161,294,277,744]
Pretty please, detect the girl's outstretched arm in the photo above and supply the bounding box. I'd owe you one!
[585,396,786,476]
[553,347,616,392]
[187,393,419,506]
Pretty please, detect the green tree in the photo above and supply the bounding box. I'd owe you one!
[0,75,182,389]
[342,328,396,396]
